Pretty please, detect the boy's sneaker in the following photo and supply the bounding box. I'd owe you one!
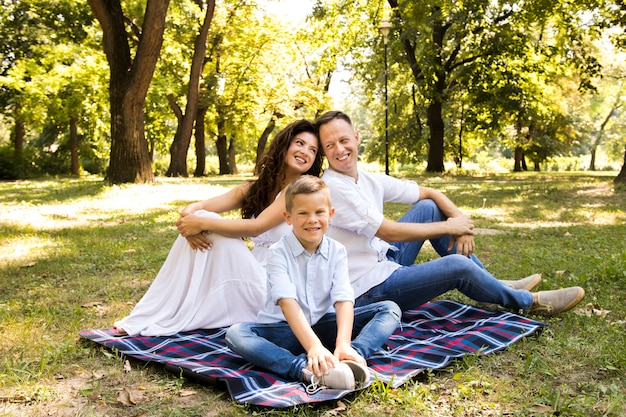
[528,287,585,316]
[340,360,370,388]
[303,362,355,393]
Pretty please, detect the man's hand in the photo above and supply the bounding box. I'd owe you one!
[448,234,475,257]
[445,215,475,236]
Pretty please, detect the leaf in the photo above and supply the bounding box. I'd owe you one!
[116,388,136,407]
[531,404,553,413]
[22,262,37,267]
[326,400,347,415]
[124,360,132,373]
[81,301,104,308]
[179,390,196,397]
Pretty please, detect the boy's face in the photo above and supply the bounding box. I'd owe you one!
[284,191,334,253]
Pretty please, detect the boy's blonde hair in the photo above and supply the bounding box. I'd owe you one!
[285,175,331,212]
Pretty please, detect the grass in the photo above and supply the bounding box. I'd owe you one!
[0,172,624,416]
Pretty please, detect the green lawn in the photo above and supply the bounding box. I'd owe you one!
[1,172,624,416]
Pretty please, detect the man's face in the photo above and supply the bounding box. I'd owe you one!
[318,118,360,179]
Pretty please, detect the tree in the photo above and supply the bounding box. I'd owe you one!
[88,0,170,184]
[165,0,215,177]
[615,146,626,186]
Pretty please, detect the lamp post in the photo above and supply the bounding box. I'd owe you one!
[379,18,392,175]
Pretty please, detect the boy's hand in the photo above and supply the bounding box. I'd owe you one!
[334,342,366,366]
[306,344,338,377]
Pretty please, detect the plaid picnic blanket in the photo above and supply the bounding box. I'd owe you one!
[79,300,545,407]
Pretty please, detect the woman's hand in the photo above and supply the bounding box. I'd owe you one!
[176,212,205,237]
[185,233,213,251]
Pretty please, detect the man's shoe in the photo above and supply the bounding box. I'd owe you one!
[341,360,370,387]
[528,287,585,316]
[501,273,542,291]
[478,274,542,311]
[303,362,355,392]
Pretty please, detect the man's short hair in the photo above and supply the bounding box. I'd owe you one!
[314,110,353,131]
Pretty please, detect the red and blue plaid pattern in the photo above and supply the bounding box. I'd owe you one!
[79,300,544,407]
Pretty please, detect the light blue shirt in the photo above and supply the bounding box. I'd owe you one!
[256,231,354,325]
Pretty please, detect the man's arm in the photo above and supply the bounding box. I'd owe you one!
[376,186,475,256]
[279,298,337,377]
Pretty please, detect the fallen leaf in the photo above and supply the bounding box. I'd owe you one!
[124,360,132,373]
[326,400,347,415]
[179,390,196,397]
[92,370,106,380]
[22,262,37,267]
[531,404,553,413]
[116,388,136,407]
[81,301,104,308]
[577,303,610,318]
[123,249,136,253]
[555,270,568,276]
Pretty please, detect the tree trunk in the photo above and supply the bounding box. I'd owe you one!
[166,0,215,177]
[425,13,447,173]
[194,106,208,177]
[589,147,597,171]
[589,103,618,171]
[426,100,445,172]
[228,137,238,175]
[256,118,276,173]
[70,116,79,175]
[615,146,626,186]
[13,117,24,161]
[513,146,525,172]
[88,0,170,184]
[215,116,230,174]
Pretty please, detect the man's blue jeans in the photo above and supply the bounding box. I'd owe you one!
[225,301,401,381]
[355,200,534,312]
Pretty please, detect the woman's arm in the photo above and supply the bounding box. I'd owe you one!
[180,182,250,216]
[176,185,287,238]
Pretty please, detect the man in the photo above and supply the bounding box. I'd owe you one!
[315,110,584,316]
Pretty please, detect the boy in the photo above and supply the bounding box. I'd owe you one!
[226,175,401,391]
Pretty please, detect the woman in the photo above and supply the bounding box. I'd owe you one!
[114,119,322,336]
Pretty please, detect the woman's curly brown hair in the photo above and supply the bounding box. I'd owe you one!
[241,119,322,219]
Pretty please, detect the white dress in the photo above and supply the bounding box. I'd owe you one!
[114,210,291,336]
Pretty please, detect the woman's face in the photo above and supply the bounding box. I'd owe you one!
[284,131,319,176]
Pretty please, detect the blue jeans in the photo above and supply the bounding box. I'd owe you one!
[225,301,401,381]
[355,200,534,312]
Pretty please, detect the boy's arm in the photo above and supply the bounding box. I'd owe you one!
[278,298,337,377]
[333,301,366,365]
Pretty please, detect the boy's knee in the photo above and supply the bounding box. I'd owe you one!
[380,300,402,321]
[225,323,244,348]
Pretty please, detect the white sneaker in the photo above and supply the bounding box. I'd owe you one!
[340,360,370,387]
[303,362,356,393]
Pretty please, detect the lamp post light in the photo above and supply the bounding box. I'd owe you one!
[379,18,392,175]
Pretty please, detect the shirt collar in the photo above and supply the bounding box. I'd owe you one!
[285,230,330,259]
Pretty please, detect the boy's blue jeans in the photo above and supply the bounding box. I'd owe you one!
[225,300,401,381]
[355,199,534,312]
